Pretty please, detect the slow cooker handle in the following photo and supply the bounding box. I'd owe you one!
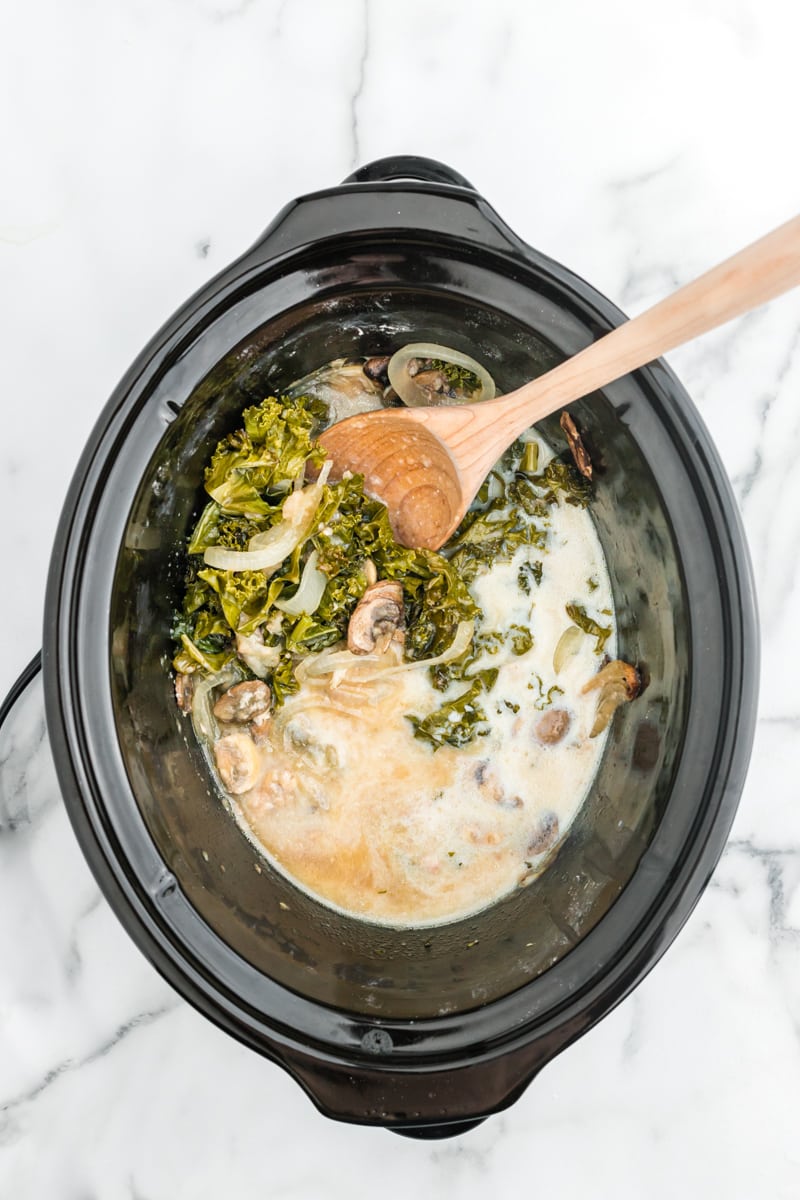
[341,156,477,191]
[244,157,523,266]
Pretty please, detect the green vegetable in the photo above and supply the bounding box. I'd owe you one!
[270,652,302,705]
[407,678,491,750]
[447,494,548,584]
[282,611,340,654]
[425,358,482,395]
[527,673,565,711]
[473,629,506,657]
[565,603,612,654]
[309,472,478,661]
[203,396,327,515]
[519,441,540,475]
[518,561,543,594]
[175,393,481,719]
[509,625,533,656]
[197,567,276,637]
[173,633,234,676]
[529,457,592,508]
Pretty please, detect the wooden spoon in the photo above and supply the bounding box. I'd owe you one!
[319,214,800,550]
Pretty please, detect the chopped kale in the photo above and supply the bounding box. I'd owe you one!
[407,678,491,751]
[518,561,543,594]
[509,625,533,655]
[566,603,612,654]
[529,457,593,508]
[527,673,565,711]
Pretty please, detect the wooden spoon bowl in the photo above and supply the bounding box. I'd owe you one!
[319,407,475,549]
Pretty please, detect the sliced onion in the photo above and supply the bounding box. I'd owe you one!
[202,541,294,572]
[203,463,331,573]
[300,620,475,682]
[275,550,328,616]
[553,625,583,675]
[387,343,495,407]
[296,646,385,682]
[373,619,475,678]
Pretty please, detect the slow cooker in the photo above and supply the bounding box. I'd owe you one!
[1,157,758,1137]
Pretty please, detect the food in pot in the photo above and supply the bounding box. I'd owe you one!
[172,347,640,926]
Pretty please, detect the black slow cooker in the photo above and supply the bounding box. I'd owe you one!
[4,157,758,1137]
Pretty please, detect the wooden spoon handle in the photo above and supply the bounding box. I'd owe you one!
[482,212,800,446]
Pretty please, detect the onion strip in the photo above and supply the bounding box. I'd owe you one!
[203,462,331,573]
[275,549,327,616]
[299,620,474,682]
[190,662,242,744]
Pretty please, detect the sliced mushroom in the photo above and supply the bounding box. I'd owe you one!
[213,680,272,723]
[560,410,593,480]
[534,708,571,745]
[527,811,560,855]
[214,733,261,795]
[250,710,273,746]
[409,369,448,402]
[473,763,522,808]
[347,580,404,654]
[363,355,390,383]
[174,673,195,714]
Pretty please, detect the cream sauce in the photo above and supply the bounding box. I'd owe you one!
[216,435,616,928]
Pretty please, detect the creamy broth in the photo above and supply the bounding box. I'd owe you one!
[218,442,613,927]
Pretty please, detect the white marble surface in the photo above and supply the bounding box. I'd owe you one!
[2,0,800,1194]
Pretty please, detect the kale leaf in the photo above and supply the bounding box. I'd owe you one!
[566,603,612,654]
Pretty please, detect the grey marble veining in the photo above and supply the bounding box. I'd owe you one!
[2,0,800,1195]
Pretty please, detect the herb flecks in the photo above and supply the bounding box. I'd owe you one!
[527,673,565,711]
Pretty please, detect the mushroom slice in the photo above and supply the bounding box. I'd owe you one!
[214,733,261,795]
[527,811,560,855]
[250,711,273,746]
[363,356,390,383]
[560,410,593,480]
[582,659,642,737]
[347,580,404,654]
[174,672,195,714]
[534,708,571,745]
[213,680,272,723]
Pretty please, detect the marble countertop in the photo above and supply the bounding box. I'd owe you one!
[2,0,800,1195]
